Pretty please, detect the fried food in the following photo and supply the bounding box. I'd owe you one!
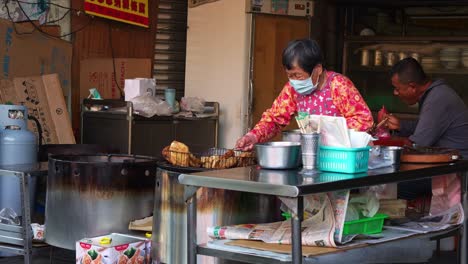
[201,150,241,169]
[189,153,202,167]
[162,142,255,169]
[162,141,191,167]
[236,151,256,167]
[237,151,255,158]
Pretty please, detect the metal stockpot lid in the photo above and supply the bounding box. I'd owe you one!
[49,154,158,166]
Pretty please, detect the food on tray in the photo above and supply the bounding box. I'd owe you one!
[201,150,237,169]
[162,141,200,167]
[162,141,255,169]
[236,151,256,167]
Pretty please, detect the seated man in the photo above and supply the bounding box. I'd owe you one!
[386,57,468,209]
[386,57,468,156]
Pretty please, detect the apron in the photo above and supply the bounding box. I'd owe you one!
[296,71,342,116]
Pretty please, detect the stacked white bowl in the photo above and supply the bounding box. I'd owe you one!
[462,48,468,68]
[439,47,461,70]
[420,56,440,71]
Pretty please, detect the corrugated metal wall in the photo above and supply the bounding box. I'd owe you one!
[154,0,187,99]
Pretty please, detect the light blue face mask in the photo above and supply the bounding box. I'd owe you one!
[289,75,318,95]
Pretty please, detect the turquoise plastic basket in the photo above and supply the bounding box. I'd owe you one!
[318,146,370,173]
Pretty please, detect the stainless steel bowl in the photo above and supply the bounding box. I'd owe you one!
[381,146,403,165]
[255,141,301,169]
[282,129,301,142]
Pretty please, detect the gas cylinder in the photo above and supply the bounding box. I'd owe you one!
[0,105,38,226]
[0,125,37,165]
[0,105,37,165]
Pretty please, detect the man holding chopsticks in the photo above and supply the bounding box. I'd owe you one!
[236,39,373,151]
[385,57,468,215]
[384,57,468,158]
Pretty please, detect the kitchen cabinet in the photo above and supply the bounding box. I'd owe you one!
[81,100,218,157]
[340,5,468,114]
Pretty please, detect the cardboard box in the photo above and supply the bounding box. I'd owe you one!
[76,233,151,264]
[0,18,72,106]
[80,58,152,101]
[0,74,75,144]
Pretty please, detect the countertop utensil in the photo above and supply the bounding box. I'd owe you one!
[255,141,301,169]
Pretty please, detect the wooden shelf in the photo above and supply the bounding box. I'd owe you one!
[344,36,468,43]
[349,65,468,75]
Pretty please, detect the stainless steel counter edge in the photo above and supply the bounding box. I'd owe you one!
[178,173,300,197]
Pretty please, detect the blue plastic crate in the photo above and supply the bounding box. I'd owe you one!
[318,146,370,173]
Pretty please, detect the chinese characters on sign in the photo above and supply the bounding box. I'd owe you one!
[84,0,149,28]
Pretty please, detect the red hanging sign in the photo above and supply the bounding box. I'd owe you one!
[84,0,149,28]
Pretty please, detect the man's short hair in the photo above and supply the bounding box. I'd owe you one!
[390,57,428,85]
[282,39,323,75]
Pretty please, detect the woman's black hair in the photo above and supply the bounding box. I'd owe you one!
[282,39,323,75]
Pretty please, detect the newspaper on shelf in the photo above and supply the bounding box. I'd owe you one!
[208,192,348,247]
[342,203,464,248]
[385,202,464,234]
[207,197,463,249]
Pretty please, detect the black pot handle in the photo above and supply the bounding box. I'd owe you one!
[28,115,42,147]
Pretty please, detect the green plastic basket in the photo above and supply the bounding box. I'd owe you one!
[318,146,370,173]
[343,213,388,235]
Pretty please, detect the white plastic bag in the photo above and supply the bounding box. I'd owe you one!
[180,97,205,113]
[130,94,172,117]
[348,129,374,148]
[31,223,45,241]
[347,192,379,218]
[0,208,20,225]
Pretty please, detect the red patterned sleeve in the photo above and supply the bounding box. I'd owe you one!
[250,84,298,143]
[330,74,374,131]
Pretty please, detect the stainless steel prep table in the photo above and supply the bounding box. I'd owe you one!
[179,161,468,264]
[0,163,47,264]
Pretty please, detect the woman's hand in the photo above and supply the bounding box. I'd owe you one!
[235,133,258,151]
[385,114,400,130]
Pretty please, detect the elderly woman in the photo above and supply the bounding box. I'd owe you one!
[236,38,374,150]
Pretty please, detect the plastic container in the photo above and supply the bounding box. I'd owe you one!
[318,146,370,173]
[343,213,388,235]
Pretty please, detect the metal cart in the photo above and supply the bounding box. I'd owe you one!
[0,163,47,264]
[81,99,219,156]
[179,162,468,264]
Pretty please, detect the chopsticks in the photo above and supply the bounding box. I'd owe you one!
[295,113,319,134]
[376,116,390,130]
[368,116,390,135]
[295,116,308,133]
